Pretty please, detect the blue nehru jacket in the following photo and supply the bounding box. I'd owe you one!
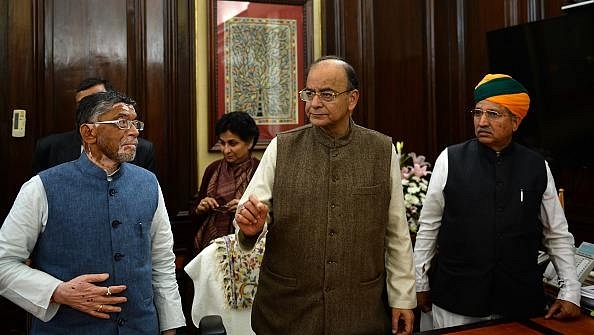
[33,154,159,334]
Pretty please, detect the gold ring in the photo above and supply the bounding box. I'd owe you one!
[97,304,103,312]
[106,287,112,296]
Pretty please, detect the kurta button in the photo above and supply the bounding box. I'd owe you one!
[117,318,126,326]
[114,252,124,261]
[111,220,121,228]
[109,189,117,196]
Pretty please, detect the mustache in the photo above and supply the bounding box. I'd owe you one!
[306,110,325,117]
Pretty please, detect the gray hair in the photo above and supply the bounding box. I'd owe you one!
[76,91,136,129]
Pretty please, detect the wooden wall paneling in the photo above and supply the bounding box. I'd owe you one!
[136,0,166,176]
[429,0,540,153]
[320,0,369,126]
[164,0,197,215]
[464,0,508,116]
[1,2,36,332]
[304,0,315,67]
[0,1,7,126]
[463,0,557,98]
[320,1,359,126]
[0,0,196,220]
[126,0,143,106]
[525,0,564,21]
[429,0,566,159]
[431,0,468,154]
[424,0,439,160]
[124,0,197,216]
[321,0,341,58]
[44,0,130,135]
[0,1,196,330]
[1,1,37,219]
[540,0,565,17]
[372,0,428,155]
[462,0,568,142]
[358,0,375,129]
[0,1,6,111]
[166,1,197,329]
[320,0,594,247]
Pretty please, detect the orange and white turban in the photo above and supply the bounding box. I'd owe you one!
[474,74,530,121]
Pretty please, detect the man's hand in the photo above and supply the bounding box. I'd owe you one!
[545,299,581,320]
[52,273,127,319]
[391,308,414,335]
[417,291,432,313]
[235,194,268,237]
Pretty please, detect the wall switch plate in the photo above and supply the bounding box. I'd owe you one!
[12,109,26,137]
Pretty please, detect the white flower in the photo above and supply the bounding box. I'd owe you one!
[398,142,432,233]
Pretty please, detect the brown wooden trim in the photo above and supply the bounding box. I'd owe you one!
[424,0,439,156]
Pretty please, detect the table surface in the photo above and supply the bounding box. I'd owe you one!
[415,315,594,335]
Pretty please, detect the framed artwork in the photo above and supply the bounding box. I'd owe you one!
[208,0,314,150]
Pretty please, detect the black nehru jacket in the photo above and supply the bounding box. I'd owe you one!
[431,139,547,319]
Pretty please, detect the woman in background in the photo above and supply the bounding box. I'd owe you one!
[192,111,260,254]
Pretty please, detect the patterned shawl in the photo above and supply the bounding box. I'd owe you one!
[215,234,265,309]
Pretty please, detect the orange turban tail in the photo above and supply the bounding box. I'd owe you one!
[474,74,530,121]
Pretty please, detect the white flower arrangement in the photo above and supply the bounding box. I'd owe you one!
[396,142,432,233]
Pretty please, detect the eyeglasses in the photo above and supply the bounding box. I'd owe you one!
[92,119,144,131]
[298,89,352,103]
[470,108,513,120]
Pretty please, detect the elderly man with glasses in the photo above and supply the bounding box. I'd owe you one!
[32,77,156,175]
[414,74,581,329]
[233,55,416,335]
[0,91,185,334]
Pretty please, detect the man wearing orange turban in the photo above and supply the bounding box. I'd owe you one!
[474,73,530,122]
[414,74,581,329]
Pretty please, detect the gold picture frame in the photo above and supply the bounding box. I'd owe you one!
[208,0,314,150]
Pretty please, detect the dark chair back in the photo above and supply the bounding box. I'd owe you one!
[199,315,226,335]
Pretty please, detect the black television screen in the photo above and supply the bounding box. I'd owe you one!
[486,9,594,171]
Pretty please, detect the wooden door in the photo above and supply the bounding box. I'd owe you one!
[0,0,196,221]
[0,1,196,333]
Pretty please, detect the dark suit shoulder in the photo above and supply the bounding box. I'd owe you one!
[36,131,80,147]
[32,131,82,175]
[132,137,157,173]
